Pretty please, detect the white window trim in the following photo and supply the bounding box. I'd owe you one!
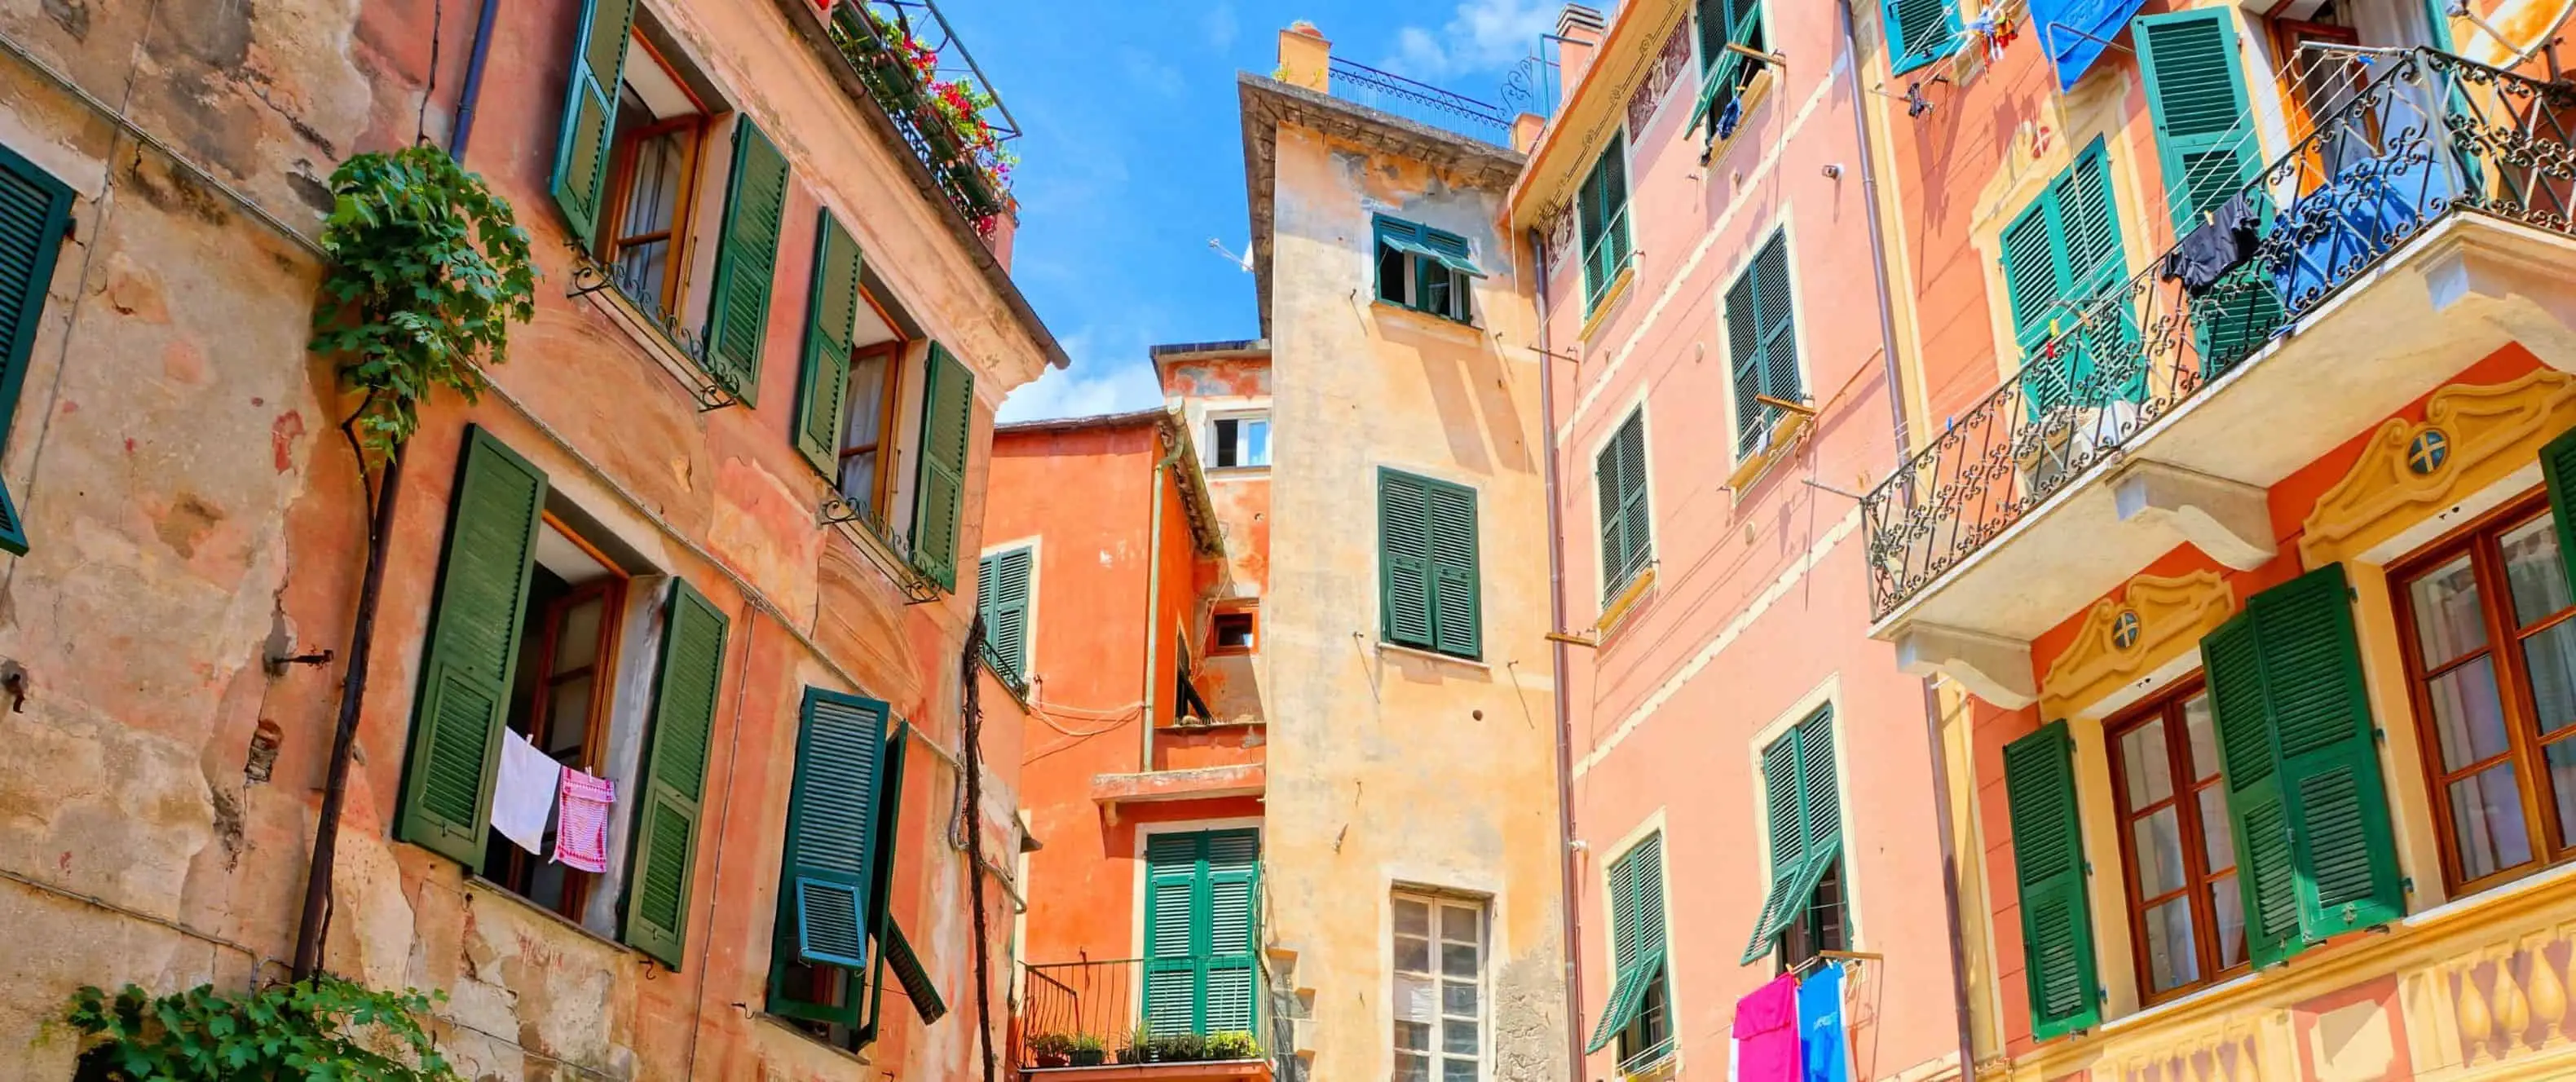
[1745,674,1862,955]
[1595,811,1678,1075]
[1391,889,1492,1082]
[1206,409,1273,473]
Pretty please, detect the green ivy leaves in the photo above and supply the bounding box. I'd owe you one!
[66,976,458,1080]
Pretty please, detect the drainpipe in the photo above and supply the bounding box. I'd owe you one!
[1528,225,1587,1082]
[450,0,502,160]
[1141,433,1179,771]
[1838,0,1911,459]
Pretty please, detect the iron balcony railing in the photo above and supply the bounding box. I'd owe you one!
[1861,48,2576,621]
[1327,56,1519,148]
[825,0,1021,227]
[1017,955,1280,1072]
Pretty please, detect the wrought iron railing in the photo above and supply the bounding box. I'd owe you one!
[1327,57,1517,147]
[1017,956,1276,1071]
[825,0,1020,227]
[1861,48,2576,621]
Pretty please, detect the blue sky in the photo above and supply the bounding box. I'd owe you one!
[937,0,1573,422]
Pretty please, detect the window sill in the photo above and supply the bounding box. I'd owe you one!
[1371,298,1480,334]
[1205,465,1272,479]
[822,498,942,604]
[1375,639,1489,671]
[567,255,738,411]
[2405,858,2576,930]
[2092,969,2264,1037]
[1596,564,1658,643]
[461,875,642,962]
[1725,409,1813,495]
[1617,1048,1678,1082]
[756,1010,872,1064]
[1578,263,1638,342]
[1700,67,1777,167]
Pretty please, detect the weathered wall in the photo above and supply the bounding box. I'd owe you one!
[0,0,1049,1077]
[1167,351,1274,726]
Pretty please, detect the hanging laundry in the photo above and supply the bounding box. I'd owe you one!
[1718,95,1745,141]
[554,766,617,874]
[2159,191,2262,294]
[1733,973,1802,1082]
[1798,962,1852,1082]
[491,728,562,856]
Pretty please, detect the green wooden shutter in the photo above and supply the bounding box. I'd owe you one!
[1725,264,1766,448]
[0,144,75,556]
[1740,709,1842,964]
[397,426,548,866]
[1886,0,1959,74]
[2256,563,2405,938]
[2203,608,2303,968]
[624,578,730,968]
[910,343,973,591]
[1595,436,1625,602]
[1143,828,1261,1036]
[1727,232,1800,454]
[1597,410,1652,605]
[2002,720,2100,1040]
[704,121,789,403]
[782,687,889,969]
[2136,11,2253,227]
[1586,832,1670,1053]
[1379,470,1436,651]
[978,545,1033,681]
[1374,216,1419,305]
[2007,141,2137,419]
[1144,832,1201,1036]
[1580,136,1631,310]
[796,211,864,476]
[855,723,912,1042]
[2544,427,2576,590]
[881,918,947,1024]
[547,0,634,249]
[1204,830,1261,1032]
[1426,477,1480,659]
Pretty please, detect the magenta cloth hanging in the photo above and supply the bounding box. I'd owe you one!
[552,767,615,874]
[1733,973,1803,1082]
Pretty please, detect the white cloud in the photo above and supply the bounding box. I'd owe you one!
[1381,0,1556,80]
[1120,46,1186,98]
[1202,3,1239,52]
[997,328,1168,423]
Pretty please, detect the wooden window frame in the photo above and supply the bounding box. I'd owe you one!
[485,514,629,921]
[836,338,908,526]
[1207,606,1258,656]
[594,37,711,320]
[2390,488,2576,896]
[2103,674,2247,1005]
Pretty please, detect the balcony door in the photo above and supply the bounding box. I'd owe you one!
[1143,828,1261,1036]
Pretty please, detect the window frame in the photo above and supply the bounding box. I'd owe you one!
[1577,133,1634,315]
[1371,215,1476,325]
[2390,488,2576,896]
[481,522,630,922]
[592,34,712,324]
[836,337,910,530]
[2102,674,2248,1005]
[1208,605,1258,656]
[1392,891,1488,1082]
[1208,411,1273,471]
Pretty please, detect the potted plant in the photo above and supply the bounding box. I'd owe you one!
[1152,1031,1211,1062]
[1205,1031,1260,1061]
[1118,1022,1153,1064]
[1027,1031,1074,1068]
[1070,1032,1108,1067]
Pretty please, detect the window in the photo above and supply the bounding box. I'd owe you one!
[1583,832,1671,1071]
[1142,829,1261,1037]
[1392,894,1484,1082]
[769,695,941,1047]
[1595,410,1652,605]
[1741,708,1842,967]
[2105,678,2246,1002]
[1373,216,1483,323]
[1211,413,1272,470]
[1692,0,1767,135]
[1173,638,1215,724]
[1577,134,1633,314]
[1378,469,1481,660]
[395,427,727,969]
[837,342,905,522]
[1210,607,1258,656]
[2393,488,2576,894]
[1724,231,1803,456]
[598,71,707,321]
[1998,139,2137,421]
[977,544,1034,686]
[2136,11,2281,373]
[0,143,75,557]
[1883,0,1959,75]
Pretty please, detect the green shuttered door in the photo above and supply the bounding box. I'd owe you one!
[977,545,1033,681]
[2002,720,2100,1040]
[1378,470,1480,659]
[399,426,549,867]
[796,212,864,476]
[706,121,789,403]
[625,579,731,968]
[783,687,889,969]
[1143,828,1261,1036]
[911,343,973,590]
[2135,9,2281,374]
[0,144,74,555]
[2002,141,2138,418]
[547,0,635,248]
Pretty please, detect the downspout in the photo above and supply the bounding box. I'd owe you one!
[1529,225,1586,1082]
[450,0,502,160]
[1837,0,1974,1071]
[1141,435,1179,771]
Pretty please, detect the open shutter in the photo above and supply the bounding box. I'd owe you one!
[881,919,947,1025]
[979,546,1033,680]
[624,578,730,968]
[796,212,864,476]
[0,144,75,555]
[2058,148,2143,404]
[1427,478,1480,659]
[547,0,634,248]
[2257,563,2404,938]
[1740,735,1811,963]
[1380,470,1436,650]
[909,343,973,591]
[704,121,789,403]
[2003,720,2101,1040]
[2203,608,2303,968]
[1204,829,1261,1032]
[1887,0,1960,74]
[2136,11,2254,228]
[397,427,547,866]
[782,687,889,969]
[855,724,912,1043]
[2546,427,2576,590]
[1586,833,1669,1053]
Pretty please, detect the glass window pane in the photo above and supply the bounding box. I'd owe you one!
[2546,737,2576,848]
[1396,935,1431,974]
[1442,905,1480,945]
[2428,656,2512,771]
[2502,516,2574,627]
[1442,979,1478,1017]
[2196,786,2234,872]
[554,596,605,670]
[2142,896,2202,993]
[1378,245,1410,305]
[2449,761,2536,881]
[1396,899,1431,936]
[2525,620,2576,738]
[1242,419,1271,467]
[545,677,594,755]
[1443,1018,1478,1055]
[1442,943,1477,978]
[2209,875,2246,969]
[2132,806,2187,898]
[1396,1053,1431,1082]
[1394,976,1435,1024]
[2119,718,2174,808]
[2182,692,2221,782]
[1443,1058,1478,1082]
[2410,554,2491,666]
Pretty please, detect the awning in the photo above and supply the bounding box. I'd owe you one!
[1583,945,1666,1053]
[1736,846,1839,965]
[2030,0,2150,91]
[1383,236,1489,279]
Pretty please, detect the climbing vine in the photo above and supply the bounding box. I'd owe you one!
[65,977,459,1080]
[308,144,536,459]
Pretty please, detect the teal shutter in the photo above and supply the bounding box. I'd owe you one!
[1726,232,1800,454]
[782,687,889,969]
[1204,830,1260,1032]
[1584,832,1670,1053]
[2136,9,2280,375]
[1426,477,1480,659]
[1374,216,1418,306]
[1143,829,1261,1035]
[397,426,547,867]
[977,545,1033,681]
[1144,832,1199,1036]
[704,121,789,403]
[856,724,913,1042]
[1379,470,1435,651]
[909,343,973,591]
[2005,141,2138,419]
[1740,709,1842,964]
[2003,720,2101,1040]
[624,578,730,968]
[1579,135,1631,310]
[880,918,947,1024]
[547,0,634,249]
[1886,0,1959,74]
[2544,427,2576,590]
[795,211,864,476]
[0,144,75,556]
[1597,411,1652,603]
[2203,608,2303,968]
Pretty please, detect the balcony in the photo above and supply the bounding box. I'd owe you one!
[823,0,1018,229]
[1017,956,1279,1080]
[1863,49,2576,685]
[1325,56,1526,148]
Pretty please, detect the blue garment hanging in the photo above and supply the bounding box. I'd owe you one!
[2027,0,2151,91]
[1796,961,1850,1082]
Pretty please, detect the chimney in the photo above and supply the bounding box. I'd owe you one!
[1553,5,1606,112]
[1277,21,1330,93]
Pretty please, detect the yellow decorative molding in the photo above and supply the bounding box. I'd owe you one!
[2301,369,2576,567]
[2039,570,2235,719]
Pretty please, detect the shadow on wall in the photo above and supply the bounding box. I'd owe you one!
[1372,307,1533,478]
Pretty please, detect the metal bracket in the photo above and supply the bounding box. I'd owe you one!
[564,248,739,413]
[818,495,942,605]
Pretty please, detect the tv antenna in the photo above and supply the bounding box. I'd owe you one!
[1207,238,1252,273]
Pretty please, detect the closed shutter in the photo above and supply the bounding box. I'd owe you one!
[1143,828,1262,1035]
[0,144,75,556]
[978,545,1033,681]
[397,426,548,867]
[1727,232,1800,454]
[1585,832,1670,1053]
[2203,610,2302,968]
[781,687,889,969]
[1380,470,1436,651]
[624,578,730,968]
[1204,830,1261,1032]
[2004,721,2100,1040]
[2544,427,2576,589]
[1597,410,1652,604]
[1887,0,1958,73]
[547,0,635,249]
[1426,479,1480,659]
[909,343,973,591]
[2005,142,2136,417]
[1595,436,1625,599]
[796,211,864,476]
[704,121,789,403]
[1739,709,1842,964]
[1144,832,1200,1036]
